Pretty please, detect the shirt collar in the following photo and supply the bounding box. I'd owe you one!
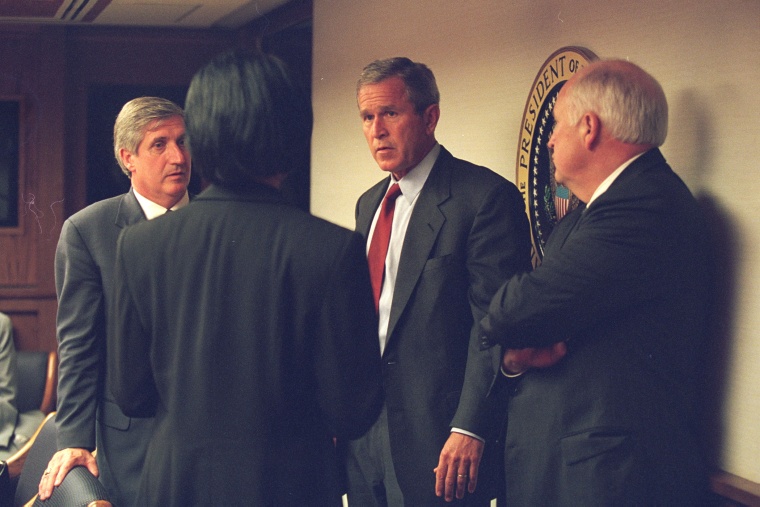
[586,151,645,208]
[390,143,440,204]
[132,187,190,220]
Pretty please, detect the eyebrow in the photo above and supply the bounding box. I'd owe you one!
[149,133,185,143]
[359,105,396,116]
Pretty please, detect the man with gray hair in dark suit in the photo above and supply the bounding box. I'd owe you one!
[481,59,710,505]
[38,96,191,504]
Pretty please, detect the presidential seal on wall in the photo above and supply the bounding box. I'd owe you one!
[516,46,597,266]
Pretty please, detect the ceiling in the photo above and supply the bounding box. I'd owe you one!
[0,0,291,29]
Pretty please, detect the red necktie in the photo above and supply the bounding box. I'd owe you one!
[367,183,402,312]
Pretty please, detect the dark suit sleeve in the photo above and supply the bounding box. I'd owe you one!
[314,232,383,439]
[480,193,665,349]
[54,219,104,450]
[0,313,18,448]
[107,229,159,418]
[451,180,531,436]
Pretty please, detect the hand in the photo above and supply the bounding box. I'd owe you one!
[38,448,99,500]
[434,432,484,502]
[502,342,568,374]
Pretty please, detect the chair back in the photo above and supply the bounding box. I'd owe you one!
[13,412,112,507]
[15,351,57,414]
[13,413,57,505]
[30,467,111,507]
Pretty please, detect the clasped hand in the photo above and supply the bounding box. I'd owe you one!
[502,341,568,375]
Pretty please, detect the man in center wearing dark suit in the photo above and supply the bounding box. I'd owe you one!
[107,49,384,506]
[346,57,532,506]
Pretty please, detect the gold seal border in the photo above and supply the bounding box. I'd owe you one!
[515,46,597,266]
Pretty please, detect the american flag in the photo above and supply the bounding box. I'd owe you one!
[554,184,571,221]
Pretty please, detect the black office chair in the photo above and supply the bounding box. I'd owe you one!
[13,413,111,507]
[5,352,57,481]
[30,467,111,507]
[12,413,56,506]
[14,351,57,415]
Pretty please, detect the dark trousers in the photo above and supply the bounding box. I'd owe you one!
[345,405,404,507]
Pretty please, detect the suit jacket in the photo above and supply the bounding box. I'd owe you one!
[355,147,532,505]
[481,149,710,505]
[0,312,19,454]
[108,184,384,506]
[0,312,45,462]
[54,189,154,505]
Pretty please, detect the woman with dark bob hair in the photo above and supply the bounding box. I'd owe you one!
[185,49,313,188]
[107,49,383,506]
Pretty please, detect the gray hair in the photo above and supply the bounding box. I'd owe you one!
[113,97,184,176]
[564,59,668,146]
[356,57,440,114]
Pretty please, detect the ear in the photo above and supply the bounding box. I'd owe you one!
[580,112,602,150]
[423,103,440,135]
[119,148,136,175]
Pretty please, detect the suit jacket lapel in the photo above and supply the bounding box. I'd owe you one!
[114,188,147,230]
[543,204,585,256]
[356,180,388,239]
[386,149,451,344]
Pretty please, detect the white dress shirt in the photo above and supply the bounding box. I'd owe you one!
[367,144,440,355]
[133,187,190,219]
[367,144,483,442]
[585,152,645,208]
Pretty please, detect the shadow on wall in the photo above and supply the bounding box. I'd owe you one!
[672,88,740,471]
[697,193,739,471]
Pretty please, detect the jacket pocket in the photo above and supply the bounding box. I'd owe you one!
[423,253,455,272]
[97,398,131,431]
[560,427,629,466]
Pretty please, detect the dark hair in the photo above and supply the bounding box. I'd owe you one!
[184,49,312,187]
[356,57,440,114]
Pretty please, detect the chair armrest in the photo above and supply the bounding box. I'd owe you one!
[40,352,58,414]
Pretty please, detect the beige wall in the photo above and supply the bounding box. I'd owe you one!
[311,0,760,483]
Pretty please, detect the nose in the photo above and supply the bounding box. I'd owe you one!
[168,141,188,165]
[369,117,387,139]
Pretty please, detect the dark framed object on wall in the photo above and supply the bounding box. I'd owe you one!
[0,96,21,229]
